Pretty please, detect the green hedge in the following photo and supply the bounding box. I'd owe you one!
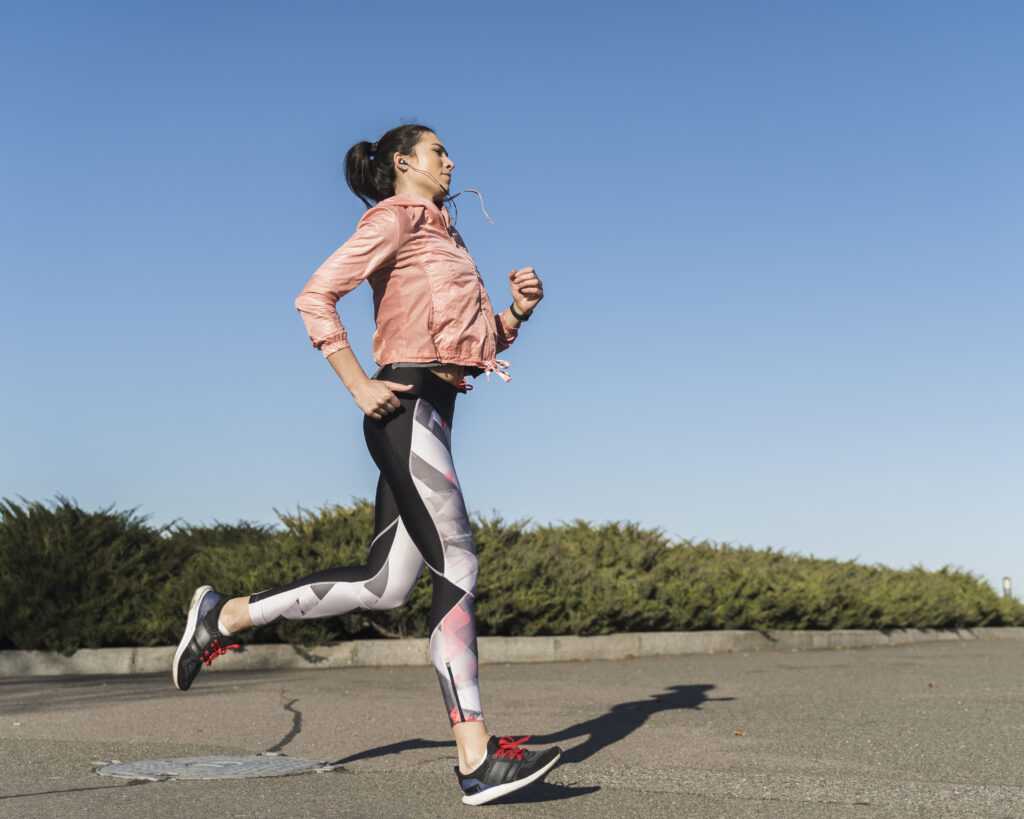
[2,497,1021,654]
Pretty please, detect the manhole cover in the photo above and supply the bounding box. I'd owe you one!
[96,754,339,781]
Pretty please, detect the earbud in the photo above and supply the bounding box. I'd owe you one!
[396,159,446,194]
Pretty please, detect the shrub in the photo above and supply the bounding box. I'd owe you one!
[2,496,1022,652]
[0,497,179,653]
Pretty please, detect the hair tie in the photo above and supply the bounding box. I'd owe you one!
[369,141,379,156]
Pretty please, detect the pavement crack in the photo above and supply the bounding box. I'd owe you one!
[265,696,302,753]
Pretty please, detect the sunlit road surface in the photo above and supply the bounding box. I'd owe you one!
[2,639,1022,818]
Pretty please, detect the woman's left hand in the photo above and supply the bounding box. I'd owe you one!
[509,267,544,315]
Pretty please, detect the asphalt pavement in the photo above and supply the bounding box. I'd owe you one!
[2,639,1023,818]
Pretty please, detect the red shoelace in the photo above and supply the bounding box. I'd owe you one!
[201,639,240,666]
[495,734,533,761]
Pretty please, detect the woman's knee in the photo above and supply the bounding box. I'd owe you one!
[374,585,417,611]
[359,575,418,611]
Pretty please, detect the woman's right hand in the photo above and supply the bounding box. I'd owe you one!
[325,348,412,419]
[351,379,413,419]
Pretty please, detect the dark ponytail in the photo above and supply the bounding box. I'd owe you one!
[344,123,434,208]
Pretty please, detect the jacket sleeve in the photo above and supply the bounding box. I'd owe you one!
[493,310,519,354]
[294,207,404,357]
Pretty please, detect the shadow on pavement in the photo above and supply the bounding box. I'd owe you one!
[0,779,150,802]
[325,684,725,775]
[0,674,189,714]
[531,683,729,764]
[327,736,452,766]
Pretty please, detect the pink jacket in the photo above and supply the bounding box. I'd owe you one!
[295,194,518,376]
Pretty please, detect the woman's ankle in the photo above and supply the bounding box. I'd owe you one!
[453,721,490,773]
[219,596,253,634]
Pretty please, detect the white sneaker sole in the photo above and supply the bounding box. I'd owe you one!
[171,585,213,690]
[461,750,561,806]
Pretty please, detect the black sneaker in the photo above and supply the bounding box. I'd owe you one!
[172,585,240,691]
[456,734,561,806]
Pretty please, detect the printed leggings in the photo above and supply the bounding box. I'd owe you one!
[248,365,482,725]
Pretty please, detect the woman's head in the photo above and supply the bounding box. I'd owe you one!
[345,124,454,207]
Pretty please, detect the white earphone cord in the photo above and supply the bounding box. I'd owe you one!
[401,162,493,225]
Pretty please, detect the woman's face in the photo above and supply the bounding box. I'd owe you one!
[395,131,454,201]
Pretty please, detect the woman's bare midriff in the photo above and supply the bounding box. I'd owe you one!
[428,363,466,386]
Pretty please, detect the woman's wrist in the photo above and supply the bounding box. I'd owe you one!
[327,347,370,393]
[509,302,533,322]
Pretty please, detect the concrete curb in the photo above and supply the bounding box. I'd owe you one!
[3,627,1024,678]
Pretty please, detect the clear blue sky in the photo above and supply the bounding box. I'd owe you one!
[2,2,1021,594]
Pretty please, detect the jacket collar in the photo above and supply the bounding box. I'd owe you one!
[380,194,453,230]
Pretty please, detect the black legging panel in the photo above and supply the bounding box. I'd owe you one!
[248,365,482,724]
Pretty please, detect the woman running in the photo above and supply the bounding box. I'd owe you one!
[172,124,561,805]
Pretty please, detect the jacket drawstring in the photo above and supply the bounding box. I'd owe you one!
[481,359,512,382]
